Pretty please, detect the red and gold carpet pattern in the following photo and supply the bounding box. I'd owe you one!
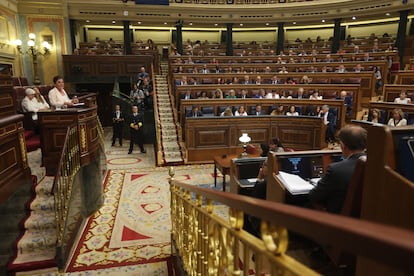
[66,170,171,272]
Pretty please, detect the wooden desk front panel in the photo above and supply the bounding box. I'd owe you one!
[0,76,16,118]
[180,99,346,131]
[383,85,414,102]
[63,55,154,80]
[0,114,31,203]
[185,116,326,162]
[38,107,99,174]
[393,70,414,85]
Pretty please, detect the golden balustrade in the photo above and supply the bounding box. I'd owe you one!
[96,116,105,149]
[53,124,81,248]
[169,168,414,275]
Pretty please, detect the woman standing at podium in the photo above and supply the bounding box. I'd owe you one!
[48,75,78,108]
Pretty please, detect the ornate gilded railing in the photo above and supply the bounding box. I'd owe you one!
[152,64,164,166]
[169,169,414,275]
[53,124,81,252]
[96,116,105,149]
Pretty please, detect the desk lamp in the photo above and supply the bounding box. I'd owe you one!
[239,133,251,158]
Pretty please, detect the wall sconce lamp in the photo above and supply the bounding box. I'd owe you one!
[239,133,251,158]
[13,33,52,85]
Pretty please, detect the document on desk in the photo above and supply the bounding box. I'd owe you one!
[277,171,315,195]
[238,178,257,188]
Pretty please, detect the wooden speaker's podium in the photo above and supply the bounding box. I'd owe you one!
[38,103,105,217]
[38,105,100,175]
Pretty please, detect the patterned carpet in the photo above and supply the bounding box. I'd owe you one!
[63,130,223,275]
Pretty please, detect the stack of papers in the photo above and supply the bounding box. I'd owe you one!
[277,171,315,195]
[238,178,257,188]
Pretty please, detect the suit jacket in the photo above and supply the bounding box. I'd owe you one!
[181,94,194,100]
[112,111,125,124]
[308,152,366,213]
[187,111,203,118]
[129,112,144,131]
[250,110,267,116]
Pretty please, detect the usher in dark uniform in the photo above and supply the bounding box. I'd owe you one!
[128,110,146,154]
[112,109,124,146]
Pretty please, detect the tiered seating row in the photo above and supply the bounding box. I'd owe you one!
[175,84,360,119]
[172,72,376,99]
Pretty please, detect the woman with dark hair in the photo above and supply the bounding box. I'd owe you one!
[270,137,284,152]
[260,143,270,157]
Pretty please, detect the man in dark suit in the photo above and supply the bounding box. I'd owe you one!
[250,104,266,116]
[186,106,203,118]
[337,90,353,117]
[309,125,367,213]
[319,104,336,143]
[128,105,146,154]
[112,104,125,146]
[181,90,193,100]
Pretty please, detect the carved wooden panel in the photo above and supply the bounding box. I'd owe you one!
[185,116,326,162]
[0,114,31,203]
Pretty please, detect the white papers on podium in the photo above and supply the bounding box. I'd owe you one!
[73,103,85,107]
[277,171,314,195]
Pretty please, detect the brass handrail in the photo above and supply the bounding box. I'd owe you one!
[96,116,105,149]
[53,124,81,248]
[152,64,164,166]
[169,169,414,275]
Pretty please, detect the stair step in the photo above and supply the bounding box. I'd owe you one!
[24,211,56,230]
[29,195,54,212]
[17,230,56,254]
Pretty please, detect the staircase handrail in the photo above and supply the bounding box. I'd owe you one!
[151,64,163,166]
[170,171,414,275]
[51,123,81,248]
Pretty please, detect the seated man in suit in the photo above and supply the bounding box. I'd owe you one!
[337,90,353,116]
[250,104,266,116]
[243,158,269,238]
[186,106,203,118]
[309,125,367,213]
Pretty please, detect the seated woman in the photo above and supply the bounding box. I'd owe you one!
[21,87,50,120]
[269,137,285,152]
[394,91,412,104]
[234,105,248,116]
[212,88,223,99]
[220,107,233,117]
[387,108,407,127]
[48,75,79,108]
[286,105,299,116]
[198,91,209,99]
[367,108,382,124]
[226,89,237,99]
[309,90,322,100]
[270,105,285,116]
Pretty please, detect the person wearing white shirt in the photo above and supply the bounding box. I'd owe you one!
[48,76,78,108]
[286,105,299,116]
[394,91,412,104]
[21,88,50,120]
[234,106,248,116]
[387,108,407,127]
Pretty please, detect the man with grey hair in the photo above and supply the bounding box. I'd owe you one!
[320,104,336,143]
